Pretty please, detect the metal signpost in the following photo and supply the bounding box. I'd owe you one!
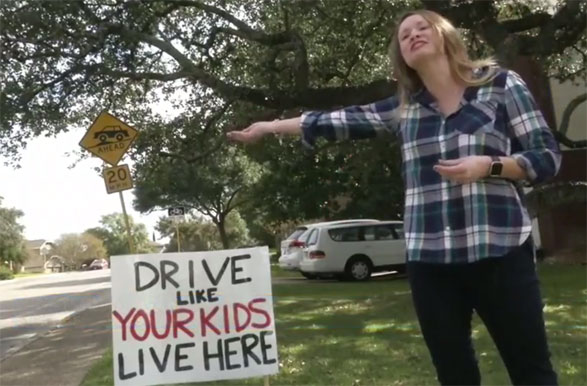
[168,207,185,252]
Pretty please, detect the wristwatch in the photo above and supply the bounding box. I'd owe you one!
[488,156,503,178]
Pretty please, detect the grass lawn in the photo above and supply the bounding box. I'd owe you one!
[82,263,586,386]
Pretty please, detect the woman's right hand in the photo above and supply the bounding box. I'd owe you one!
[226,121,276,144]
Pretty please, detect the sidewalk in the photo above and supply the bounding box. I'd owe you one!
[0,303,112,386]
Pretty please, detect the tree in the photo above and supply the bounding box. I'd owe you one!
[1,0,584,228]
[1,0,585,159]
[156,211,252,252]
[133,122,262,249]
[53,232,107,269]
[85,213,153,256]
[0,197,27,266]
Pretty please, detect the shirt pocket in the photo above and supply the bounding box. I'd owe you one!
[455,100,499,135]
[452,100,510,156]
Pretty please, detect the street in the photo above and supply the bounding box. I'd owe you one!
[0,270,111,361]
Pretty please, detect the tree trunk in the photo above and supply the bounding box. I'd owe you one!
[217,217,229,249]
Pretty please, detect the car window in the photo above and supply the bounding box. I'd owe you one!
[328,226,360,242]
[393,224,405,239]
[286,228,307,240]
[375,225,395,240]
[363,226,376,241]
[298,230,312,243]
[306,229,319,245]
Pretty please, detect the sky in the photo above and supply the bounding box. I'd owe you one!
[0,128,166,242]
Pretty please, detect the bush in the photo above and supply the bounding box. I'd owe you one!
[0,266,14,280]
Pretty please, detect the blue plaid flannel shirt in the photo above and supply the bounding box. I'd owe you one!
[300,68,561,263]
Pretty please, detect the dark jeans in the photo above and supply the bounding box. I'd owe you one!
[408,239,557,385]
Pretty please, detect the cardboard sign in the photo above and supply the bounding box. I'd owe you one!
[110,247,278,386]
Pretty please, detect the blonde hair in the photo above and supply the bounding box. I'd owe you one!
[389,10,497,107]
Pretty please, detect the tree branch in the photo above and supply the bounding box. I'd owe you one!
[559,93,587,136]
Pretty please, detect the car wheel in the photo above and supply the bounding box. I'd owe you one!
[345,257,372,281]
[300,272,317,280]
[99,134,108,142]
[116,133,124,141]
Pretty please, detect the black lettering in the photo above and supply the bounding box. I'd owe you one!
[203,340,224,371]
[160,260,179,289]
[150,345,171,373]
[224,337,241,370]
[189,260,195,288]
[175,343,195,372]
[134,262,159,291]
[189,290,195,304]
[208,287,218,302]
[118,352,137,380]
[176,291,188,306]
[260,331,277,364]
[241,333,261,367]
[138,348,145,375]
[202,257,230,286]
[231,254,252,284]
[195,289,207,303]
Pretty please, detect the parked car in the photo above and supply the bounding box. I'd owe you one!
[278,219,380,274]
[299,221,406,281]
[89,258,109,270]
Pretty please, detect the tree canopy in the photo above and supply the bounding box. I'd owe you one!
[2,0,585,157]
[0,197,27,265]
[85,212,153,255]
[53,232,108,268]
[2,0,585,232]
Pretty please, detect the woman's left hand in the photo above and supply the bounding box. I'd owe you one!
[433,156,492,184]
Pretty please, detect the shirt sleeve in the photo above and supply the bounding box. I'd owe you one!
[300,96,400,149]
[504,70,562,185]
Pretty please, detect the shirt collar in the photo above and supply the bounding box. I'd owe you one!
[410,66,491,106]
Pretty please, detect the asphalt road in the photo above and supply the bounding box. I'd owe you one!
[0,269,111,361]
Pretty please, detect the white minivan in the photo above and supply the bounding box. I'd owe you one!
[299,221,406,281]
[278,219,380,274]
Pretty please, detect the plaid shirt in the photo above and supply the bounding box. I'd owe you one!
[300,68,561,263]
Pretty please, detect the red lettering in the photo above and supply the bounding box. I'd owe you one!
[223,304,230,334]
[249,298,272,329]
[130,309,150,341]
[172,308,195,338]
[112,308,136,341]
[200,307,221,337]
[150,310,172,340]
[234,302,251,333]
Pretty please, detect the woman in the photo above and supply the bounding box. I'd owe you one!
[228,10,560,386]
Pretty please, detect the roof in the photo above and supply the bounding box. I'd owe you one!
[26,239,47,249]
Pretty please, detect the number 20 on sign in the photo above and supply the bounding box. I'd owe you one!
[103,164,133,194]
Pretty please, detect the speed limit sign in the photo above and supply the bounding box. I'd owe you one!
[103,164,133,194]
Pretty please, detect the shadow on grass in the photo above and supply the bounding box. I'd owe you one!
[82,264,586,386]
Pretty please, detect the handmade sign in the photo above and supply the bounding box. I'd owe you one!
[110,247,278,386]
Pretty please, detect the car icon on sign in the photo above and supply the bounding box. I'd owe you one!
[94,126,129,143]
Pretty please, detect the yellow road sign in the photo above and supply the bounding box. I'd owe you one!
[103,164,134,194]
[79,111,138,166]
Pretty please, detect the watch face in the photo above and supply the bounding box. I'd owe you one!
[490,162,503,177]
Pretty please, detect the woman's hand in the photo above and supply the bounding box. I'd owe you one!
[226,121,276,144]
[433,156,492,184]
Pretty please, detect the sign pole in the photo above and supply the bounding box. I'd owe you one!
[176,218,181,252]
[119,191,135,253]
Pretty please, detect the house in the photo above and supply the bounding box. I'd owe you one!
[513,58,586,259]
[22,239,54,273]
